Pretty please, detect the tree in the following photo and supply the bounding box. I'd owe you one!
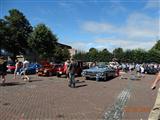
[28,24,57,60]
[112,48,124,63]
[2,9,32,60]
[152,40,160,51]
[54,47,71,63]
[132,49,147,63]
[0,19,7,55]
[148,49,160,63]
[73,51,88,61]
[87,48,99,62]
[99,49,112,62]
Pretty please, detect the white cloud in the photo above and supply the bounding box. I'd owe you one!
[95,38,156,51]
[82,21,115,34]
[80,12,159,51]
[69,41,94,51]
[145,0,160,9]
[122,13,160,38]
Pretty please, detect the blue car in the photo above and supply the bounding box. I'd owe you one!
[81,65,116,81]
[25,63,42,74]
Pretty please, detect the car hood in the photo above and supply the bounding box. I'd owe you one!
[83,67,110,72]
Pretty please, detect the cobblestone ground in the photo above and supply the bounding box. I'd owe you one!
[0,72,158,120]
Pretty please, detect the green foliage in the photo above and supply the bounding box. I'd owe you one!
[28,24,57,60]
[4,9,32,56]
[147,49,160,63]
[73,48,112,62]
[0,19,7,51]
[113,48,124,62]
[152,40,160,50]
[54,47,70,63]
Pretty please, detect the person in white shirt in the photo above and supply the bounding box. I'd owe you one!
[20,59,30,82]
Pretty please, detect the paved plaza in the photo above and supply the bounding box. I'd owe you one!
[0,72,158,120]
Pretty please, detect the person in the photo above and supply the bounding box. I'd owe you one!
[20,59,30,82]
[68,59,77,88]
[64,60,70,79]
[149,71,160,119]
[140,64,145,77]
[0,56,7,85]
[13,60,22,79]
[151,72,160,90]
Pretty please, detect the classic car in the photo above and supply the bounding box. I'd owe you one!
[56,61,88,77]
[25,63,42,74]
[144,66,158,74]
[7,61,16,73]
[81,65,116,81]
[56,63,67,77]
[38,63,61,76]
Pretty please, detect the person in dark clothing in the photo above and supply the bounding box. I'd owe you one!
[68,59,77,88]
[0,56,7,85]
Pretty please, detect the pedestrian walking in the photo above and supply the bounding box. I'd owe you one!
[149,71,160,119]
[68,59,77,88]
[151,72,160,90]
[20,59,30,82]
[0,56,7,85]
[64,60,70,79]
[13,60,22,80]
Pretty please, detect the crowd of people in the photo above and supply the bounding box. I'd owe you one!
[0,55,160,89]
[0,57,31,85]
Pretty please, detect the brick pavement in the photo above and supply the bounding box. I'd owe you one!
[0,73,158,120]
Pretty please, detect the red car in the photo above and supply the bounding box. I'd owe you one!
[56,61,88,77]
[7,61,16,73]
[56,63,68,77]
[38,62,62,76]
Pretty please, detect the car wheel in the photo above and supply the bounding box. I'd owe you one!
[49,72,52,76]
[57,73,61,77]
[104,74,108,81]
[85,77,90,80]
[11,70,15,74]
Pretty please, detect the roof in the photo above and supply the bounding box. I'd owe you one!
[57,43,72,49]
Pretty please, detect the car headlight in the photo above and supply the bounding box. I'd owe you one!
[97,72,104,76]
[81,71,86,76]
[44,70,48,73]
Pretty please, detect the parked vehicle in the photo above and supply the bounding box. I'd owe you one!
[56,64,67,77]
[56,61,88,77]
[144,67,158,74]
[7,61,16,73]
[25,63,42,75]
[81,65,116,81]
[38,63,61,76]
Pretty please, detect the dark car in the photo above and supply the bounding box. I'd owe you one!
[144,67,158,74]
[81,65,116,81]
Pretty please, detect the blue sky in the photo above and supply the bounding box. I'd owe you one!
[1,0,160,52]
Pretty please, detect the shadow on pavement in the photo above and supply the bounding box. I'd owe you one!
[0,82,25,86]
[75,80,87,88]
[76,80,85,83]
[29,79,43,82]
[76,84,88,88]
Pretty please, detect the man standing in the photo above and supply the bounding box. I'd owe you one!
[20,59,30,82]
[68,59,77,88]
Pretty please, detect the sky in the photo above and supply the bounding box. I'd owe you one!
[0,0,160,52]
